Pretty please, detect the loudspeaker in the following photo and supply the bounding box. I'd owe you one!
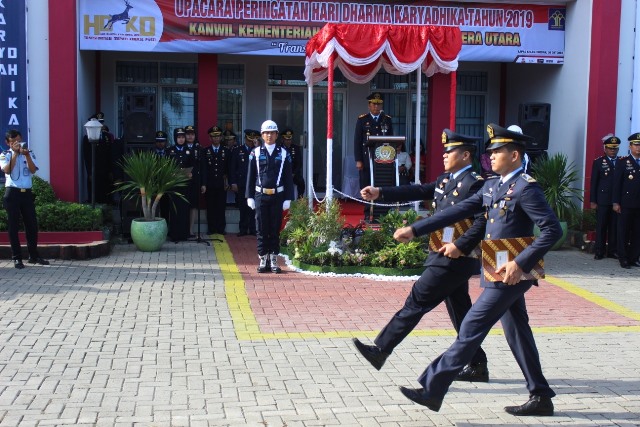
[123,94,156,143]
[519,103,550,151]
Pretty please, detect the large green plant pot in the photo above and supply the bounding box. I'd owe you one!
[130,218,168,252]
[534,221,568,251]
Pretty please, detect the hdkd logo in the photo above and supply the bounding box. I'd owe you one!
[548,8,566,31]
[80,0,164,51]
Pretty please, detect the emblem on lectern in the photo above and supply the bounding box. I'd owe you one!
[374,144,396,164]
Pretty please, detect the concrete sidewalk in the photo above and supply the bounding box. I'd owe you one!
[0,237,638,426]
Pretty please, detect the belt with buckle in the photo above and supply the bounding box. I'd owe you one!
[255,186,284,195]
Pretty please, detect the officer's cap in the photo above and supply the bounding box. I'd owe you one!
[441,129,479,153]
[602,134,620,148]
[628,132,640,145]
[175,127,186,135]
[281,128,294,140]
[96,112,105,122]
[244,129,260,140]
[207,126,222,137]
[155,130,168,141]
[366,92,384,104]
[184,125,196,133]
[223,130,237,140]
[485,123,533,151]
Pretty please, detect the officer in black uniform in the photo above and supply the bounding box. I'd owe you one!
[230,129,259,236]
[1,130,49,268]
[166,127,196,242]
[280,128,305,198]
[184,125,201,237]
[590,134,621,260]
[353,92,393,190]
[396,124,561,417]
[353,129,489,381]
[246,120,294,273]
[612,132,640,268]
[223,130,238,151]
[202,126,230,235]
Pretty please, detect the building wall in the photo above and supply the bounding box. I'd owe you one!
[617,0,637,148]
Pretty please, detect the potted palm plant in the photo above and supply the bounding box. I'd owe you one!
[530,152,583,250]
[113,150,190,251]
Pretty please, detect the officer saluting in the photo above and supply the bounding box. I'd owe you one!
[246,120,294,273]
[230,130,259,236]
[590,134,621,260]
[353,92,393,190]
[612,132,640,268]
[202,126,230,235]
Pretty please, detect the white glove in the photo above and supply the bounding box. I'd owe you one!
[282,200,291,210]
[247,198,255,210]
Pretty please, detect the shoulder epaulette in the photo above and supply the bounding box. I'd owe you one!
[521,173,536,183]
[358,113,368,119]
[383,113,392,119]
[486,175,499,180]
[471,171,484,180]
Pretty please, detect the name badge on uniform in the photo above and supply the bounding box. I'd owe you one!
[496,250,509,270]
[442,227,454,243]
[435,188,444,194]
[499,200,506,209]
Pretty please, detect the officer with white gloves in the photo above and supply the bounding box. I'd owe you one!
[246,120,294,273]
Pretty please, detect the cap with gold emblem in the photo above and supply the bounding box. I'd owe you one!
[96,112,105,123]
[441,129,480,153]
[628,132,640,145]
[185,125,196,133]
[223,130,237,140]
[207,126,223,137]
[485,123,533,151]
[175,127,186,135]
[244,129,260,140]
[602,134,620,148]
[366,92,384,104]
[281,128,294,140]
[155,130,168,141]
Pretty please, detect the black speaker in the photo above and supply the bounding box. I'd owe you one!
[519,103,550,151]
[123,94,156,143]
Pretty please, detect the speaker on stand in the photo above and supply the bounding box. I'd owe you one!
[519,103,550,172]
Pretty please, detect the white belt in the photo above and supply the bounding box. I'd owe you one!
[255,186,284,195]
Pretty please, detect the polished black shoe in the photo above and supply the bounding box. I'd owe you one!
[504,395,554,416]
[593,254,604,260]
[620,261,631,269]
[454,362,489,382]
[28,257,50,266]
[607,252,618,259]
[13,259,25,269]
[352,338,389,371]
[399,386,442,412]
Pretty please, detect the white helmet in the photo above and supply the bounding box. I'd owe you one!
[260,120,278,133]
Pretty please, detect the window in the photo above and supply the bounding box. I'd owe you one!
[456,71,488,138]
[268,65,346,87]
[217,64,244,135]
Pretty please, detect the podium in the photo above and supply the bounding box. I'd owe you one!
[366,135,405,220]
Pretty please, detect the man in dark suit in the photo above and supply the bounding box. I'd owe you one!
[353,129,490,382]
[230,129,259,236]
[396,124,561,417]
[590,134,621,260]
[201,126,230,235]
[612,132,640,268]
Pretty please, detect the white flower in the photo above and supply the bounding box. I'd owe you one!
[327,240,343,256]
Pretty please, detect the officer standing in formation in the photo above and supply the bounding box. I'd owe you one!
[395,124,561,417]
[202,126,230,235]
[1,130,49,268]
[184,125,201,237]
[353,129,489,382]
[153,130,168,157]
[166,127,196,242]
[353,92,394,190]
[230,129,259,236]
[612,132,640,268]
[280,128,305,198]
[590,134,620,260]
[246,120,294,273]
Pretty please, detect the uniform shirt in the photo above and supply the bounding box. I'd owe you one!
[284,143,303,176]
[229,143,253,188]
[590,155,620,205]
[246,143,294,200]
[201,144,230,189]
[0,150,38,189]
[353,112,393,164]
[612,155,640,209]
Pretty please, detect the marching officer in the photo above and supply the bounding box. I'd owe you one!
[230,129,259,236]
[202,126,230,235]
[166,127,196,242]
[353,92,393,190]
[184,125,201,237]
[612,132,640,268]
[590,134,621,260]
[246,120,294,273]
[353,129,489,381]
[280,128,305,198]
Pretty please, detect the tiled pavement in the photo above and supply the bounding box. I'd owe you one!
[0,235,639,426]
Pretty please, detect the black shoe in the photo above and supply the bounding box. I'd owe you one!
[237,232,247,237]
[13,259,24,269]
[455,362,489,382]
[620,261,631,269]
[607,252,618,259]
[28,257,49,266]
[352,338,389,371]
[504,395,554,416]
[594,254,604,260]
[399,386,442,412]
[632,261,640,267]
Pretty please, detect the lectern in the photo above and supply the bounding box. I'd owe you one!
[366,135,406,221]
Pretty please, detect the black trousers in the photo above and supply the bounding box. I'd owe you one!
[375,253,487,366]
[418,282,554,401]
[3,187,41,260]
[205,186,227,234]
[255,192,284,256]
[236,192,256,234]
[594,204,616,256]
[617,207,640,263]
[293,174,305,198]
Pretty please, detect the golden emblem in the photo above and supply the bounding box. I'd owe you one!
[487,125,495,138]
[374,144,396,164]
[441,132,447,144]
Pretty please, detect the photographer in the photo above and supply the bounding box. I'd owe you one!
[0,130,49,269]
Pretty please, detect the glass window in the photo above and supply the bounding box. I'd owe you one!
[218,88,243,136]
[268,65,346,87]
[218,64,244,85]
[160,63,198,85]
[161,88,197,145]
[116,61,158,83]
[455,71,488,139]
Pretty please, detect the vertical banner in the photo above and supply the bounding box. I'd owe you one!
[0,0,28,150]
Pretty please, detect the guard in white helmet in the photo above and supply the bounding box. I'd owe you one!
[246,120,294,273]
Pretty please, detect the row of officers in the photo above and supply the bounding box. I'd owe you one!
[589,133,640,268]
[151,125,304,242]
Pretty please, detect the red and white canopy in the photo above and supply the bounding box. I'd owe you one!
[304,24,462,85]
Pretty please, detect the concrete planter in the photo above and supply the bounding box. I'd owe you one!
[130,218,168,252]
